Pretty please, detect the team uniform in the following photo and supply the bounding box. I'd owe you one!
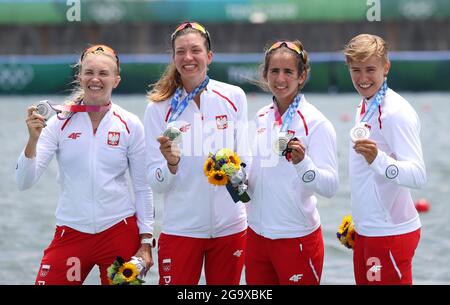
[246,95,338,285]
[145,79,250,285]
[350,88,426,284]
[16,102,154,285]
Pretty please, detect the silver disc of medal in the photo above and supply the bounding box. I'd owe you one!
[272,132,294,156]
[350,123,370,142]
[163,125,182,143]
[35,100,53,120]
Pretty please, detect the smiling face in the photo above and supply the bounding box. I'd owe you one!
[348,55,390,100]
[173,32,212,91]
[265,50,306,106]
[78,53,121,105]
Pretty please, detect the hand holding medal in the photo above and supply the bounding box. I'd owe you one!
[350,122,370,143]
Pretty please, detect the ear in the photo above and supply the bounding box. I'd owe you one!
[113,75,121,89]
[298,70,307,87]
[383,60,391,77]
[207,51,213,65]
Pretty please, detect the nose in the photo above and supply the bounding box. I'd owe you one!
[184,51,194,61]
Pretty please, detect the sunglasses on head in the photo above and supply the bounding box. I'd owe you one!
[267,41,306,63]
[81,45,120,67]
[171,22,211,50]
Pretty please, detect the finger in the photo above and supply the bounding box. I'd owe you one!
[157,136,169,144]
[27,106,37,117]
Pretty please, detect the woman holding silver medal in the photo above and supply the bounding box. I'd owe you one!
[15,45,155,285]
[144,22,250,285]
[344,34,426,285]
[245,40,338,285]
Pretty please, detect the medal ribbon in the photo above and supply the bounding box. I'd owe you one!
[273,93,303,133]
[168,76,209,123]
[359,80,388,124]
[48,101,112,120]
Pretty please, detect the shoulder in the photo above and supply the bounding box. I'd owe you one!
[111,103,140,123]
[255,102,274,118]
[382,89,419,123]
[300,96,331,125]
[208,79,246,99]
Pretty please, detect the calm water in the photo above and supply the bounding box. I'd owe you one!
[1,92,449,285]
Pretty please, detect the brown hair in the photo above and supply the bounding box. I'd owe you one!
[344,34,389,64]
[147,25,211,103]
[257,40,311,92]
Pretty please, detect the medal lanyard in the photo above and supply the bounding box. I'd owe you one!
[359,80,388,124]
[168,76,209,124]
[273,93,303,133]
[49,101,111,120]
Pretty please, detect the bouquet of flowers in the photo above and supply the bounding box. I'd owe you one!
[107,256,146,285]
[203,148,250,203]
[336,215,356,249]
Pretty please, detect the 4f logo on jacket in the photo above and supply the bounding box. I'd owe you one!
[68,132,81,140]
[107,132,120,146]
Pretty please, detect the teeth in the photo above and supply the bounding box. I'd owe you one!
[183,65,195,69]
[359,83,371,89]
[89,86,102,90]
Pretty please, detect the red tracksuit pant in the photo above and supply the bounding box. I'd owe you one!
[35,215,140,285]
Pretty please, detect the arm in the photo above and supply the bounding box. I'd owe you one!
[127,116,155,270]
[293,120,339,198]
[369,111,426,188]
[234,88,252,168]
[144,103,178,193]
[16,106,58,190]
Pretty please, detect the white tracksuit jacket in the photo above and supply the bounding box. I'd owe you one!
[350,88,427,236]
[247,95,339,239]
[15,102,154,235]
[145,79,250,238]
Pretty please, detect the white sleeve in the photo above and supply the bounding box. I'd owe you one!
[234,87,252,169]
[15,119,59,191]
[144,102,177,193]
[294,120,339,198]
[369,111,426,188]
[127,116,154,235]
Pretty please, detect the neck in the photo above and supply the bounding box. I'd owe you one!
[83,98,110,106]
[182,75,205,93]
[275,93,297,116]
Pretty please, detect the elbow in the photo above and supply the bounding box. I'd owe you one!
[416,170,427,189]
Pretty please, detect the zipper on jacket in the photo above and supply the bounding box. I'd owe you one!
[90,123,98,233]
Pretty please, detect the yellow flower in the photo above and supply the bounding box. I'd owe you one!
[337,215,356,249]
[203,158,215,177]
[228,152,241,169]
[118,262,139,282]
[337,215,352,235]
[208,170,229,186]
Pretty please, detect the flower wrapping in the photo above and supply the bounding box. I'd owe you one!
[203,148,250,203]
[107,256,146,285]
[336,215,356,249]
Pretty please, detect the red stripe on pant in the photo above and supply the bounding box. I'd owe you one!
[245,226,324,285]
[353,228,421,285]
[158,230,247,285]
[35,215,140,285]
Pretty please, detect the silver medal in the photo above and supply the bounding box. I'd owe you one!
[272,132,293,156]
[350,123,370,142]
[163,126,182,143]
[35,100,53,120]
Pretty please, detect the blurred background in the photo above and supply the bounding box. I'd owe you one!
[1,0,449,285]
[1,0,450,94]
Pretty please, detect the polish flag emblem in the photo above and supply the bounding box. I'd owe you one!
[216,115,228,130]
[108,132,120,146]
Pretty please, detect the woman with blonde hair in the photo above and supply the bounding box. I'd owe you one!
[16,45,155,285]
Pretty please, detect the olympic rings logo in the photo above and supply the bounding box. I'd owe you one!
[0,64,34,91]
